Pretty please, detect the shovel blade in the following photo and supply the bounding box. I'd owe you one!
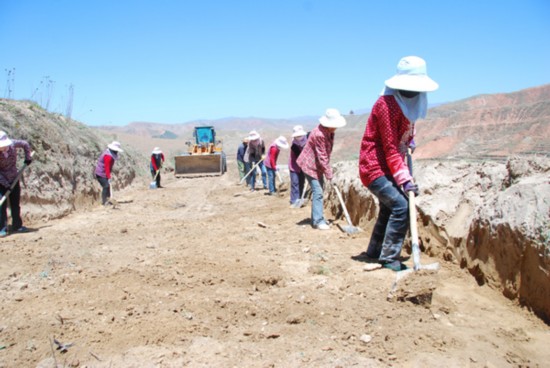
[337,223,360,234]
[149,182,157,189]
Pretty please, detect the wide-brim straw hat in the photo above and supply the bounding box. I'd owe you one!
[319,108,346,128]
[108,141,124,152]
[275,136,289,149]
[0,131,13,148]
[152,147,162,154]
[248,130,260,141]
[384,56,439,92]
[291,125,307,138]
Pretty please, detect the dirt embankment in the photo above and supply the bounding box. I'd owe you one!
[0,99,146,222]
[330,155,550,324]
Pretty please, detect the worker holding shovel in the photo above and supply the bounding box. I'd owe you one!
[357,56,438,271]
[0,131,33,237]
[297,108,346,230]
[288,125,307,207]
[150,147,165,188]
[264,136,289,196]
[246,130,267,192]
[94,141,123,205]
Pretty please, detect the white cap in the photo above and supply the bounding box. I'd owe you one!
[108,141,124,152]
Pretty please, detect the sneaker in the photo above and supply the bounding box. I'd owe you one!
[315,223,330,230]
[352,252,379,261]
[15,226,29,233]
[381,260,408,272]
[0,228,7,237]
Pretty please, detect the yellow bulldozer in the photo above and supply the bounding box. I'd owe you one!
[174,126,227,177]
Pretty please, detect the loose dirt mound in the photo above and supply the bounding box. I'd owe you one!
[1,169,549,367]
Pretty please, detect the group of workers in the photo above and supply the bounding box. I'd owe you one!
[236,55,439,271]
[1,56,438,272]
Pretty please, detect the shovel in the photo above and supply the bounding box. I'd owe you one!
[290,180,308,208]
[332,184,360,234]
[107,182,118,206]
[0,152,35,207]
[406,149,439,271]
[275,169,286,194]
[239,160,263,184]
[149,170,159,189]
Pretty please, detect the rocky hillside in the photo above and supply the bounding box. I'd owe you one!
[0,99,146,221]
[415,84,550,159]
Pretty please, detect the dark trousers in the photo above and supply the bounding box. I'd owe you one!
[0,182,23,231]
[96,175,111,205]
[366,175,410,263]
[151,170,161,187]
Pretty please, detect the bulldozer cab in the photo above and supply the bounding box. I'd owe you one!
[190,126,217,155]
[195,126,215,145]
[174,126,226,176]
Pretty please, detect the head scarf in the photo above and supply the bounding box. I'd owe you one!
[381,87,427,124]
[293,135,307,147]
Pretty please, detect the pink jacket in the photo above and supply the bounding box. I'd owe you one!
[296,125,335,180]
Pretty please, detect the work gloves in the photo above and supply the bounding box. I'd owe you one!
[403,181,419,197]
[409,139,416,154]
[24,159,32,166]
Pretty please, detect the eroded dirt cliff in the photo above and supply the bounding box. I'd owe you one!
[330,155,550,323]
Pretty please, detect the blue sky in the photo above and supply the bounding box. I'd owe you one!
[1,0,549,126]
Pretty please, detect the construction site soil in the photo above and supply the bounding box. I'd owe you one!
[1,166,549,368]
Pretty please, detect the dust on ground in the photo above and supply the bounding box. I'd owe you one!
[1,169,549,368]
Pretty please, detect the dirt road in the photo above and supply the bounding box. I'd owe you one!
[1,169,549,367]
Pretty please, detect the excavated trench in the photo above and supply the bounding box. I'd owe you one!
[330,158,550,324]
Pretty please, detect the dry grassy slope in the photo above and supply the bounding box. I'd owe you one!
[0,99,147,221]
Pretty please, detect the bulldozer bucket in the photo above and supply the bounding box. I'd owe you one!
[174,153,226,177]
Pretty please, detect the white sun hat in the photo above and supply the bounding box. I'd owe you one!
[108,141,124,152]
[0,131,13,148]
[152,147,162,154]
[275,136,289,149]
[291,125,307,138]
[319,108,346,128]
[248,130,260,140]
[384,56,439,92]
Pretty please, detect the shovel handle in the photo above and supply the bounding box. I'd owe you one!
[300,180,308,200]
[333,184,354,227]
[240,160,262,184]
[406,148,421,271]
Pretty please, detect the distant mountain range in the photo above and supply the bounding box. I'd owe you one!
[96,84,550,161]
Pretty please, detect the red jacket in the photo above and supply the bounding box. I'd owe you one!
[264,144,280,170]
[151,153,165,171]
[359,95,414,187]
